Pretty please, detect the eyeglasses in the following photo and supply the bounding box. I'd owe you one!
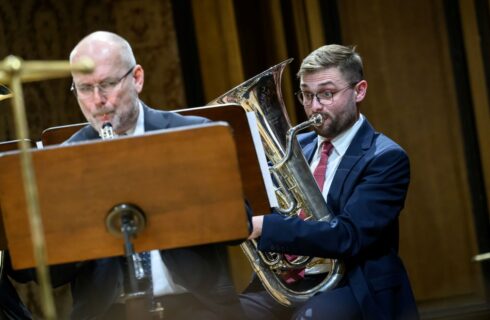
[295,83,357,106]
[71,65,135,98]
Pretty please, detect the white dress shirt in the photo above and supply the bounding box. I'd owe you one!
[309,114,365,201]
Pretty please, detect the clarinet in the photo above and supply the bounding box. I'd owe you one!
[100,122,146,280]
[100,122,162,318]
[100,122,115,139]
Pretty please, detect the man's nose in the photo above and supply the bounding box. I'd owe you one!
[92,87,106,105]
[309,96,324,112]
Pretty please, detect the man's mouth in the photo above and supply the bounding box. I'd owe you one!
[312,112,329,123]
[95,112,113,122]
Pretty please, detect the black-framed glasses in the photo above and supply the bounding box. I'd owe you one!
[71,65,135,98]
[295,83,357,106]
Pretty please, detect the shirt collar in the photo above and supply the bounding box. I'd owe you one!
[317,113,365,156]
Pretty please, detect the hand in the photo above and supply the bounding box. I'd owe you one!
[247,215,264,240]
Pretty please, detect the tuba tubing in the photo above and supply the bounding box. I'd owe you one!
[209,59,344,307]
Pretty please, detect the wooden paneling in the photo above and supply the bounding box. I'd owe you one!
[287,0,328,124]
[191,0,244,102]
[338,0,486,316]
[189,0,253,292]
[460,0,490,220]
[263,0,298,124]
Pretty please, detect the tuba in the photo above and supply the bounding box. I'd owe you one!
[209,59,344,307]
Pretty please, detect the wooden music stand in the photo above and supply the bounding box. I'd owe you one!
[0,139,36,152]
[41,103,270,216]
[0,139,36,250]
[0,123,249,269]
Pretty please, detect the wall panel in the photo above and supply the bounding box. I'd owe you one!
[338,0,487,316]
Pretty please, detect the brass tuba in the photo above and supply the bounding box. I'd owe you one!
[209,59,344,307]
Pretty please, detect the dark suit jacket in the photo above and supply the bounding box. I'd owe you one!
[258,118,419,320]
[55,103,247,319]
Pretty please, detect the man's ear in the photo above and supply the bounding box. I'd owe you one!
[133,64,144,93]
[355,80,368,103]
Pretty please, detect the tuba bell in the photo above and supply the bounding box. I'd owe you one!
[209,59,344,307]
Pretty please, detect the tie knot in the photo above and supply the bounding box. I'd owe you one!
[321,141,333,155]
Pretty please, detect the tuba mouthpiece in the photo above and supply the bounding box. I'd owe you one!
[310,114,324,127]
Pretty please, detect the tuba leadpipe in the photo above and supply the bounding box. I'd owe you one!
[209,59,344,307]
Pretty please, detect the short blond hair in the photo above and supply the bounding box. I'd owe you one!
[297,44,363,83]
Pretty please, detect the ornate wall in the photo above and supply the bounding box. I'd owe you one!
[0,0,186,143]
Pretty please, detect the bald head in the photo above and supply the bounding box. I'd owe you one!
[69,31,144,135]
[70,31,136,69]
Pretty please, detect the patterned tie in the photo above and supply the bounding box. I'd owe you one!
[284,141,333,283]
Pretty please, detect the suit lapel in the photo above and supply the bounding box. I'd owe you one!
[298,131,318,163]
[327,120,375,210]
[142,102,169,131]
[77,125,100,141]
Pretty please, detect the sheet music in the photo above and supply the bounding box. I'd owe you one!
[245,112,279,209]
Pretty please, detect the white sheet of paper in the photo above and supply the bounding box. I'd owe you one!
[246,111,278,209]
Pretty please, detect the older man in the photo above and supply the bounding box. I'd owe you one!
[52,31,247,320]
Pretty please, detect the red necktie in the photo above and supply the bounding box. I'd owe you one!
[313,141,333,191]
[284,141,333,283]
[298,141,333,219]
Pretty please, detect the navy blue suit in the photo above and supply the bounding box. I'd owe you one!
[53,103,247,319]
[252,118,418,320]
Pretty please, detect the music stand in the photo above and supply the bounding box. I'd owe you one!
[40,103,271,215]
[0,122,249,269]
[0,139,36,250]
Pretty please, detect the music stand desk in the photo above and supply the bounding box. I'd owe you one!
[0,123,248,269]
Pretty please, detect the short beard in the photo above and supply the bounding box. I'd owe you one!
[315,111,357,139]
[112,104,139,134]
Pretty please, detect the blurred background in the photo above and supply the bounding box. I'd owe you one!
[0,0,489,319]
